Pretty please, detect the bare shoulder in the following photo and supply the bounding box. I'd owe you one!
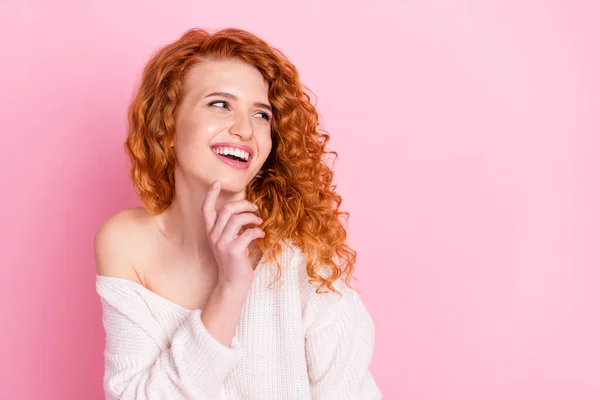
[94,206,154,283]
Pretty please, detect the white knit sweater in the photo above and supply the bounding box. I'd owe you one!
[96,242,382,399]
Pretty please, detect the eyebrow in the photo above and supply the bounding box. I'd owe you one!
[204,92,272,113]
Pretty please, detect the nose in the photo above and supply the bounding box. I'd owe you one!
[229,113,254,140]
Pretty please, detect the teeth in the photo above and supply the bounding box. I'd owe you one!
[212,146,250,161]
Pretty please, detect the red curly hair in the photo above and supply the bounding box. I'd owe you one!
[125,28,357,296]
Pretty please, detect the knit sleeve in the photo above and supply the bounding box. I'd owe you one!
[97,279,244,400]
[304,283,383,399]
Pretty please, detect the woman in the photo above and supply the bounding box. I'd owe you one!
[95,27,382,399]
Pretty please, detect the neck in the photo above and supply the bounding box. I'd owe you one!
[160,174,246,262]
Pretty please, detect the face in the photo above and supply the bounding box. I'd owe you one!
[173,58,273,194]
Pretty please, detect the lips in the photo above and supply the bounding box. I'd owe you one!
[209,141,257,171]
[212,151,252,170]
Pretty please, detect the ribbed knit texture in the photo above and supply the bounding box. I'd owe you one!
[96,242,382,399]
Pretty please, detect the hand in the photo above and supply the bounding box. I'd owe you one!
[202,180,265,290]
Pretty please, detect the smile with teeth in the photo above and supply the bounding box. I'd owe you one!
[211,146,251,162]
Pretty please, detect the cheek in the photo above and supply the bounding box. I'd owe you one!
[259,135,273,162]
[201,119,224,137]
[177,117,221,147]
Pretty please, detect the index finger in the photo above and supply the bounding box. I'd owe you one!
[202,180,221,232]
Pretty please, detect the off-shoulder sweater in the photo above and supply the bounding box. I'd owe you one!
[95,242,382,399]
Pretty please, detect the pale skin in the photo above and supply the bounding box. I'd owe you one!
[94,58,274,348]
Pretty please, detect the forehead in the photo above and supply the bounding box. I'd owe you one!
[184,58,270,100]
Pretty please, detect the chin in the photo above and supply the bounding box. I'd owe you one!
[213,176,252,194]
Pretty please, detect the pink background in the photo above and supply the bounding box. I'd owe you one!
[1,0,598,398]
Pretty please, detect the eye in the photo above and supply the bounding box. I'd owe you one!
[209,100,271,121]
[256,112,272,121]
[209,100,230,109]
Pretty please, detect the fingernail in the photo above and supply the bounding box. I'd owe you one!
[214,180,221,189]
